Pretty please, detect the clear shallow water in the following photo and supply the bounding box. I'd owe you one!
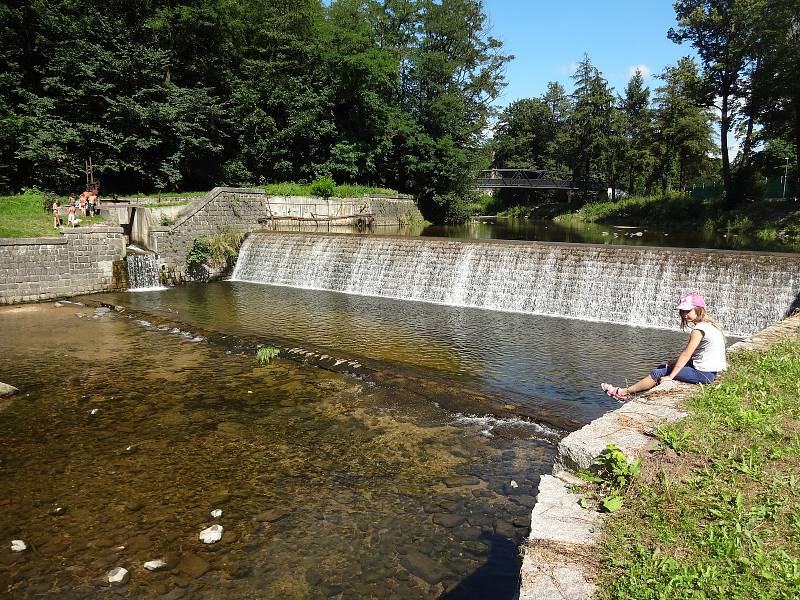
[99,281,689,427]
[0,304,551,599]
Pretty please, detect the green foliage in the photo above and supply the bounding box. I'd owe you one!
[185,223,244,280]
[0,0,509,224]
[654,423,691,453]
[159,213,174,226]
[310,175,336,199]
[185,237,213,280]
[597,339,800,599]
[256,346,280,365]
[263,182,397,198]
[0,192,105,237]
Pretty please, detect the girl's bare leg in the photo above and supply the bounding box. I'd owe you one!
[621,375,658,396]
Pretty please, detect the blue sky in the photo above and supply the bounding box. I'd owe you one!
[483,0,695,107]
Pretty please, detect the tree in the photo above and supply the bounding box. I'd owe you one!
[620,70,653,195]
[652,58,715,192]
[492,98,557,169]
[569,54,614,197]
[669,0,765,205]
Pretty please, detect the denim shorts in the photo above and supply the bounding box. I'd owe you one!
[651,363,716,384]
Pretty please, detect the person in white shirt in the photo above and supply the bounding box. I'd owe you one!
[601,292,727,402]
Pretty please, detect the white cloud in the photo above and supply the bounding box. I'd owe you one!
[559,62,579,75]
[627,64,652,78]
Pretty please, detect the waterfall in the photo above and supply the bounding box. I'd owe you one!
[125,252,165,291]
[231,233,800,337]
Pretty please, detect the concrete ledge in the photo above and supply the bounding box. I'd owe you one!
[0,237,67,246]
[60,226,124,234]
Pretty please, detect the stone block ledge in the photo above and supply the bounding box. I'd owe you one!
[0,237,68,246]
[519,312,800,599]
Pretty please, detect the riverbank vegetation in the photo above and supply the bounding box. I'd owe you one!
[551,193,800,250]
[597,336,800,599]
[0,192,104,237]
[489,0,798,212]
[0,0,508,223]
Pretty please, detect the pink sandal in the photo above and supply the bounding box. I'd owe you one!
[601,383,627,402]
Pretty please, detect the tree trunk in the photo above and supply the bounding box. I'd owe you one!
[720,90,733,206]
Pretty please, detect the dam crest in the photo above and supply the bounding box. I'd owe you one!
[232,232,800,338]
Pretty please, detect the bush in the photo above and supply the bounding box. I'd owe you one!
[310,175,336,198]
[185,223,245,280]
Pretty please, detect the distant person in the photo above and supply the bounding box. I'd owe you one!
[79,194,87,217]
[87,192,96,216]
[67,203,77,228]
[52,199,62,228]
[601,292,727,401]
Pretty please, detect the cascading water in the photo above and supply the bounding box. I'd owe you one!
[125,252,165,291]
[231,232,800,338]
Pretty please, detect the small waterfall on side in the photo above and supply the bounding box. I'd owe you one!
[125,252,165,291]
[231,233,800,337]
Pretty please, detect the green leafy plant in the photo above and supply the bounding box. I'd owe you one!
[184,223,245,280]
[310,175,336,198]
[159,213,174,226]
[577,445,642,513]
[654,423,690,453]
[185,237,212,280]
[256,346,280,364]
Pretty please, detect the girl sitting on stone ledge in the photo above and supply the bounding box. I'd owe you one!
[601,292,727,401]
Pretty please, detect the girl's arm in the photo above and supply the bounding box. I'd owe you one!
[662,329,704,381]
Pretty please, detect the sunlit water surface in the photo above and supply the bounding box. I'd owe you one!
[0,290,691,600]
[0,304,549,599]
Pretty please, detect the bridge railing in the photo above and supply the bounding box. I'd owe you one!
[476,169,605,191]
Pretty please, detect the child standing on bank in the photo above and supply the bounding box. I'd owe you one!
[601,292,727,401]
[52,199,62,228]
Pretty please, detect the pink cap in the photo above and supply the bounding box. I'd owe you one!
[676,292,705,311]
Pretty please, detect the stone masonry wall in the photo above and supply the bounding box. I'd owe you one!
[0,228,126,304]
[146,187,422,283]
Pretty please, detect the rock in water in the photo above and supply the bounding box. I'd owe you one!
[210,509,223,519]
[107,567,129,585]
[177,553,210,578]
[143,559,167,571]
[11,540,26,552]
[199,524,223,544]
[49,507,67,516]
[0,382,19,397]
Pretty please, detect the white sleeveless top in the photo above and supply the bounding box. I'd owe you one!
[691,322,727,372]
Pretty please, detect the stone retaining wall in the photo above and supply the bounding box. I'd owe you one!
[144,188,422,284]
[518,312,800,599]
[0,228,126,304]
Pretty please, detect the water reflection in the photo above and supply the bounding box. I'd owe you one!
[268,217,795,252]
[100,282,689,426]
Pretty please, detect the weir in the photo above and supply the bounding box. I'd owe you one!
[125,252,163,291]
[232,232,800,338]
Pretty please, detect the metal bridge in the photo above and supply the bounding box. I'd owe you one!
[476,169,605,191]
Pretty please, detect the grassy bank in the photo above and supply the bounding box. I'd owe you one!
[551,193,800,249]
[597,336,800,599]
[0,193,104,238]
[263,182,398,197]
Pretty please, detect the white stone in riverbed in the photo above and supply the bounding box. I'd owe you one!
[107,567,129,584]
[90,409,99,415]
[199,524,223,544]
[510,480,519,488]
[143,559,167,571]
[11,540,26,552]
[211,509,223,519]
